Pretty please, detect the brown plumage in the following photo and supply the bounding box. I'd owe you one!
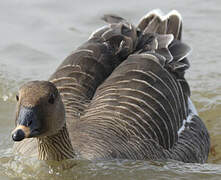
[12,10,210,163]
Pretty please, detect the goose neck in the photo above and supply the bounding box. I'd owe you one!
[37,126,75,161]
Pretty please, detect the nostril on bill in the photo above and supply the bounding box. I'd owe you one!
[12,129,25,141]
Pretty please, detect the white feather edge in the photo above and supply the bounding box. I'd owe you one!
[88,25,110,40]
[177,98,198,135]
[138,9,182,26]
[167,10,182,21]
[89,10,182,40]
[188,98,198,115]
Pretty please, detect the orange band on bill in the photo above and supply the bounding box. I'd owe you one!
[11,125,31,138]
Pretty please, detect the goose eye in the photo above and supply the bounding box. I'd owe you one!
[16,95,19,101]
[48,94,55,104]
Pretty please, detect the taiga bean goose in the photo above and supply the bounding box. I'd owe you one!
[12,10,210,163]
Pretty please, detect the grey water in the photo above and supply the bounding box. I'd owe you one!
[0,0,220,179]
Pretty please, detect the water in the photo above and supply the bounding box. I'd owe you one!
[0,0,220,179]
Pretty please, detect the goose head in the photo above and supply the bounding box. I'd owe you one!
[12,81,65,141]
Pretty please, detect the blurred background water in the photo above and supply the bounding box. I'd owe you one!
[0,0,220,179]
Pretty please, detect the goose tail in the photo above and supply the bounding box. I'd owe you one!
[137,9,182,40]
[136,10,191,96]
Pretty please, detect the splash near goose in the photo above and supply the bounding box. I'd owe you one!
[12,10,210,163]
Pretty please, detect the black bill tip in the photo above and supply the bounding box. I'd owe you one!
[12,129,25,141]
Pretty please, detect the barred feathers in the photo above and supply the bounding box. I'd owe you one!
[74,10,209,163]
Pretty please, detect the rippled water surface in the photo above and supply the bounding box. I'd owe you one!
[0,0,220,179]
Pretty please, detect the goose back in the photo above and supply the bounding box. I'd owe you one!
[71,10,210,162]
[76,50,209,162]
